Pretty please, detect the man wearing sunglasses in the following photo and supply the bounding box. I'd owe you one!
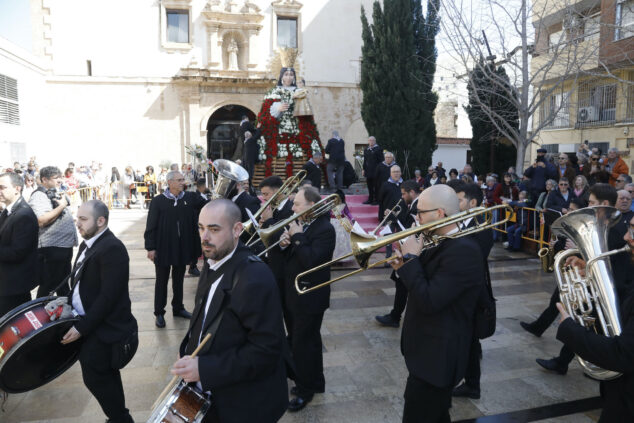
[605,147,630,187]
[583,154,610,185]
[389,184,485,422]
[546,177,573,214]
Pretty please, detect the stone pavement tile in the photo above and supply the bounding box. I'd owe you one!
[5,385,92,422]
[330,294,393,310]
[281,398,402,423]
[347,361,397,389]
[533,411,600,422]
[322,332,371,351]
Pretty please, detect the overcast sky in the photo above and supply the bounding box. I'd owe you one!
[0,0,33,52]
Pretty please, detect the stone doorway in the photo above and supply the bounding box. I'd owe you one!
[206,104,256,161]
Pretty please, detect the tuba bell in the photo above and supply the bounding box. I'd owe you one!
[551,206,630,380]
[209,159,249,199]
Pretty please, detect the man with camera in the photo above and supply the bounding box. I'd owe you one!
[29,166,78,297]
[523,147,557,207]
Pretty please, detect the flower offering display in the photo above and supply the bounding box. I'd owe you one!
[255,65,326,177]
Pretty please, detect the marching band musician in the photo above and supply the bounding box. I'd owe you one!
[556,215,634,422]
[258,176,294,332]
[389,185,485,422]
[231,178,261,228]
[451,181,494,400]
[375,180,419,328]
[278,185,335,412]
[62,200,138,423]
[172,199,288,423]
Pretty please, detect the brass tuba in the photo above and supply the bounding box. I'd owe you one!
[538,244,555,273]
[551,206,630,380]
[209,159,249,200]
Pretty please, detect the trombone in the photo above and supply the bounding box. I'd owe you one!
[242,170,307,244]
[371,199,403,236]
[256,194,340,257]
[295,204,514,294]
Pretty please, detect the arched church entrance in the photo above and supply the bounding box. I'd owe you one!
[206,105,256,161]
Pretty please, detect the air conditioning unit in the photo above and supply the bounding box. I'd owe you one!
[578,106,599,122]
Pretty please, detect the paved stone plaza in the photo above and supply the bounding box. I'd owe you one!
[3,209,602,422]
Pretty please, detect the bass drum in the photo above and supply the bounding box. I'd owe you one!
[0,296,82,393]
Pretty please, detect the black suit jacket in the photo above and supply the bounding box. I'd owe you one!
[557,285,634,420]
[325,138,346,165]
[179,244,288,423]
[302,160,322,189]
[398,236,484,388]
[234,191,261,224]
[399,199,418,229]
[374,162,396,188]
[283,215,335,315]
[363,144,384,176]
[262,200,294,283]
[0,197,38,296]
[70,229,137,344]
[378,180,402,223]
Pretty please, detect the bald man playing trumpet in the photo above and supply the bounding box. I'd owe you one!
[389,184,485,423]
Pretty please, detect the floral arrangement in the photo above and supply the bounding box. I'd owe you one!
[185,144,206,162]
[256,86,326,177]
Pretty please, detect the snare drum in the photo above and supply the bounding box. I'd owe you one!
[0,296,81,393]
[147,380,212,423]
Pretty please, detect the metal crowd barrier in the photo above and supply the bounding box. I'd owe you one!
[491,206,548,251]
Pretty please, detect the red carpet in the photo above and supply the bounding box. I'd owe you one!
[345,194,379,234]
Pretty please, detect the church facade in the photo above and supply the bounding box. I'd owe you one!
[5,0,374,170]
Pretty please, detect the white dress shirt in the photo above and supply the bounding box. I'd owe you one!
[71,229,107,316]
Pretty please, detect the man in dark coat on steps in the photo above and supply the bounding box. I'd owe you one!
[363,136,384,204]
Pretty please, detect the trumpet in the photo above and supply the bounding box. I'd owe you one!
[295,204,514,294]
[256,194,341,257]
[242,170,307,243]
[371,199,403,236]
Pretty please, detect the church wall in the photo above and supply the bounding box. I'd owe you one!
[0,38,48,165]
[37,78,184,171]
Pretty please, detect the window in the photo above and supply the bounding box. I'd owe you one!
[577,80,617,126]
[584,13,601,41]
[277,17,297,48]
[549,30,563,52]
[0,74,19,125]
[167,9,189,43]
[616,0,634,40]
[542,92,570,128]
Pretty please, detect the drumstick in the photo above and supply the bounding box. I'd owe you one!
[151,333,212,410]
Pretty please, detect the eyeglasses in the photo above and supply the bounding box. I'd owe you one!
[617,179,626,183]
[559,183,569,186]
[558,158,567,161]
[591,158,599,161]
[416,208,439,217]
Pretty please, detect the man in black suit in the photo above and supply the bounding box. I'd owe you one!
[390,185,484,422]
[555,218,634,422]
[374,151,397,195]
[242,122,262,188]
[278,186,335,412]
[375,180,419,328]
[232,179,261,224]
[451,182,494,400]
[171,199,288,423]
[258,176,294,332]
[378,165,403,259]
[363,136,384,204]
[325,130,345,191]
[61,200,137,423]
[0,172,38,317]
[302,152,323,190]
[145,171,206,328]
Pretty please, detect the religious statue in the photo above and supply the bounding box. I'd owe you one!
[255,50,324,177]
[227,39,239,70]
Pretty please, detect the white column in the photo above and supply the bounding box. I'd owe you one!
[247,29,259,69]
[208,26,221,69]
